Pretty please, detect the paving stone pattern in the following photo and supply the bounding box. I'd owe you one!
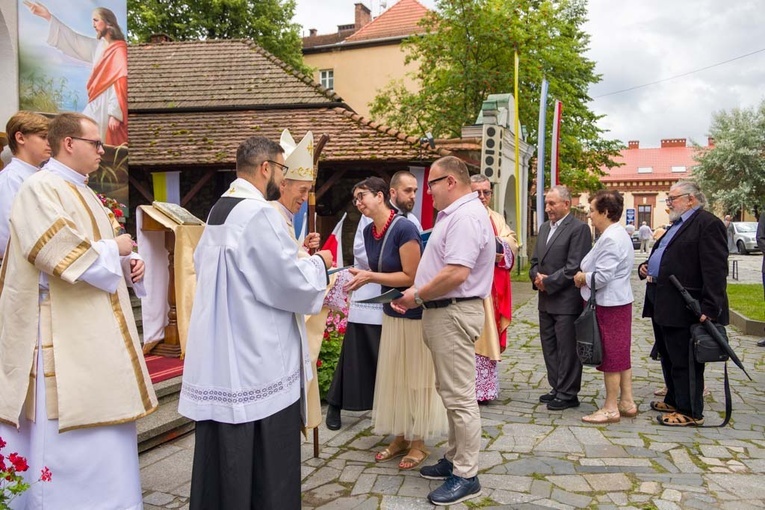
[141,255,765,509]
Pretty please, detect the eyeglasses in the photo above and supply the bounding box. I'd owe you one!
[427,175,450,190]
[71,136,104,150]
[665,193,690,205]
[475,189,493,197]
[266,160,289,173]
[352,191,370,204]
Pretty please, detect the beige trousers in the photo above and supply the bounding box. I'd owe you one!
[422,299,484,478]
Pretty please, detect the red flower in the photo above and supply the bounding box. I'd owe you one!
[40,466,52,482]
[0,436,6,448]
[9,452,29,472]
[0,453,6,471]
[316,359,323,368]
[114,208,124,218]
[323,331,330,339]
[338,325,346,334]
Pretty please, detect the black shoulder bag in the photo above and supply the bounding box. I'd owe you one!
[574,271,603,366]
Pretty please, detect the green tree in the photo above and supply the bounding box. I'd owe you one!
[369,0,622,192]
[693,100,765,217]
[127,0,309,73]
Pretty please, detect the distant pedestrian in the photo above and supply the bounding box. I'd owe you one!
[757,212,765,347]
[724,215,736,253]
[638,221,653,253]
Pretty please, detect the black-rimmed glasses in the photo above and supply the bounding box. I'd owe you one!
[267,160,289,173]
[665,193,690,205]
[427,175,449,190]
[352,191,371,204]
[71,136,104,150]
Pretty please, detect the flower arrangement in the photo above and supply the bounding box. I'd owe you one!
[96,192,126,221]
[317,309,348,400]
[0,437,52,509]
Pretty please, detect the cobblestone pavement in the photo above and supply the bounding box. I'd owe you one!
[141,258,765,509]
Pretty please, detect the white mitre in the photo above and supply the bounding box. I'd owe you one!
[280,129,314,182]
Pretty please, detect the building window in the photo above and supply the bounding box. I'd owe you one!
[320,69,334,90]
[638,204,652,226]
[671,166,687,173]
[637,167,653,173]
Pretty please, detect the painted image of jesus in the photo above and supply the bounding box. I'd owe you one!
[24,1,128,146]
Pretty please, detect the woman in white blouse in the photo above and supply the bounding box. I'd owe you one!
[574,190,636,424]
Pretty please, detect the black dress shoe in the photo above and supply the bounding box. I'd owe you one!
[326,404,341,430]
[547,397,580,410]
[757,339,765,347]
[539,391,556,403]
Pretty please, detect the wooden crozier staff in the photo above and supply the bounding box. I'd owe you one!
[308,133,329,457]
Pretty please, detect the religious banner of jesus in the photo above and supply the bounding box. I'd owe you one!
[18,0,129,209]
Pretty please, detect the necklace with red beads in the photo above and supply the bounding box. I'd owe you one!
[372,209,396,240]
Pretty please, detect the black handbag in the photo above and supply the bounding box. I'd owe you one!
[574,271,602,366]
[688,322,732,427]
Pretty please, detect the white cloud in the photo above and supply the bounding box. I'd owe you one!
[294,0,765,147]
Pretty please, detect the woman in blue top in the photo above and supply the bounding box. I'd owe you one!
[346,177,447,470]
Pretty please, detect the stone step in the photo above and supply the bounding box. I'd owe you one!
[137,376,194,453]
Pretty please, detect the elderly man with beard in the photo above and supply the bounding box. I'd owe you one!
[639,180,728,426]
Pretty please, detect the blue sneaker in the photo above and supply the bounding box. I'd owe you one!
[427,474,482,506]
[419,457,453,480]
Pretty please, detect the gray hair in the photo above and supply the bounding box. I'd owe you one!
[236,136,283,175]
[547,185,571,202]
[671,180,707,208]
[470,174,490,184]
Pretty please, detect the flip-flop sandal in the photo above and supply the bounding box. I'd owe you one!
[650,401,676,413]
[654,387,668,396]
[657,412,704,427]
[398,447,430,470]
[375,442,410,463]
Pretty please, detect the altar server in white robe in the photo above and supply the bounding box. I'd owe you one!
[0,111,51,259]
[0,112,156,509]
[179,136,333,510]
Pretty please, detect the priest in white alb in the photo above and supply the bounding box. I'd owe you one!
[0,112,157,509]
[179,136,333,510]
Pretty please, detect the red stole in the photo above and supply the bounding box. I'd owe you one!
[490,217,512,350]
[87,40,128,146]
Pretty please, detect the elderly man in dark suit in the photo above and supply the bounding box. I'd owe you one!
[639,180,728,426]
[530,185,592,410]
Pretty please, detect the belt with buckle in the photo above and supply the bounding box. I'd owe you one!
[646,275,657,283]
[422,296,481,309]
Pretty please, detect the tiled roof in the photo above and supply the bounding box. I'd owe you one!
[601,146,700,182]
[302,29,356,49]
[345,0,429,43]
[128,39,341,110]
[128,107,449,167]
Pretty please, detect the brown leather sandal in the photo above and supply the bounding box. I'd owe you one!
[650,401,676,413]
[658,412,704,427]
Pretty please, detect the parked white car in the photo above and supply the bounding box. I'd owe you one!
[732,222,760,254]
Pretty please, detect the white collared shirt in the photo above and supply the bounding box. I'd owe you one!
[547,213,570,243]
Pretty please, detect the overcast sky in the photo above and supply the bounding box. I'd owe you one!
[293,0,765,148]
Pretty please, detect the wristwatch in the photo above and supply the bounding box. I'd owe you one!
[414,289,424,307]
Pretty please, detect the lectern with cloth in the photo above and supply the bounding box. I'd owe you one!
[137,202,204,357]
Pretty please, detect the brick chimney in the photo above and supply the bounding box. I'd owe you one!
[707,136,715,147]
[660,138,687,148]
[628,140,639,149]
[309,28,317,37]
[355,3,372,29]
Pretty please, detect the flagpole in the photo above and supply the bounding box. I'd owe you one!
[536,79,549,229]
[514,50,521,244]
[309,134,330,255]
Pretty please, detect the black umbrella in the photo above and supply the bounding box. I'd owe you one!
[669,275,752,380]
